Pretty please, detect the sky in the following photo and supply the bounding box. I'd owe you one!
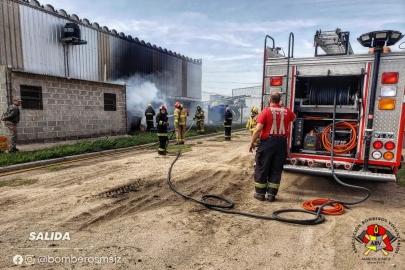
[41,0,405,98]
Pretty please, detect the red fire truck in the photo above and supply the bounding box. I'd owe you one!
[262,29,404,181]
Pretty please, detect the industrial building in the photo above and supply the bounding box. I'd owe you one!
[0,0,202,143]
[232,86,262,122]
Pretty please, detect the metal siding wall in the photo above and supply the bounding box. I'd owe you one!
[0,0,23,69]
[19,4,98,80]
[182,60,187,96]
[187,61,202,99]
[63,23,98,80]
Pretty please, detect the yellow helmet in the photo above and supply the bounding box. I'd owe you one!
[197,104,201,108]
[252,107,258,113]
[148,103,152,107]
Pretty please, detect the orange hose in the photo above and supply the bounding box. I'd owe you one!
[302,198,345,215]
[321,122,357,154]
[303,114,330,120]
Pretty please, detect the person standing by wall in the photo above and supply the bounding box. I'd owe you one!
[223,106,233,141]
[145,103,156,131]
[249,91,296,202]
[193,104,205,134]
[1,97,21,153]
[156,105,169,155]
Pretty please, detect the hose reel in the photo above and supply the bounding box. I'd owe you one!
[309,84,355,106]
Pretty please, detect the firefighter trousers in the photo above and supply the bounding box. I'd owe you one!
[146,120,154,131]
[224,126,231,141]
[196,120,204,133]
[158,134,168,155]
[254,137,287,196]
[175,125,186,143]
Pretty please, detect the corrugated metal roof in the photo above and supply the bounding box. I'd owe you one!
[13,0,202,65]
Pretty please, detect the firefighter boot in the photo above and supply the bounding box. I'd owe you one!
[254,193,265,201]
[268,195,275,202]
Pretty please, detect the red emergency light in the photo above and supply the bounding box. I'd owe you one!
[385,141,395,150]
[381,72,399,84]
[373,141,383,149]
[270,76,282,86]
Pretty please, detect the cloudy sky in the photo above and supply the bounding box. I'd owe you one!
[42,0,405,97]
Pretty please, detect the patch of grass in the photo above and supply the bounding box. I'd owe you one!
[207,135,239,142]
[150,144,193,154]
[395,163,405,187]
[0,125,247,167]
[196,141,203,144]
[371,200,385,204]
[0,178,38,188]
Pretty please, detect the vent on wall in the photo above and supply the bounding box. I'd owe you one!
[60,23,87,45]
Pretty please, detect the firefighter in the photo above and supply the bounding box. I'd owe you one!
[223,106,233,141]
[156,105,169,155]
[193,104,205,134]
[145,103,156,131]
[174,102,187,144]
[249,91,296,202]
[246,106,260,147]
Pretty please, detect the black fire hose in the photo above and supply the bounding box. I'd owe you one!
[167,91,370,225]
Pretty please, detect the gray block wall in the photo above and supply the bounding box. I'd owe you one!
[9,71,126,144]
[0,66,9,137]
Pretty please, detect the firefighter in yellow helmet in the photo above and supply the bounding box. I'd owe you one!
[246,107,260,147]
[193,104,205,134]
[144,103,155,131]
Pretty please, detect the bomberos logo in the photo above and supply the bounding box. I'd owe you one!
[352,217,401,265]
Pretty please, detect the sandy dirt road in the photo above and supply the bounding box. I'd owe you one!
[0,131,404,270]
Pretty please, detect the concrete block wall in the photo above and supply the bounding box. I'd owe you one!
[0,66,9,137]
[10,71,126,144]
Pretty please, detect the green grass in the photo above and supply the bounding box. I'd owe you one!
[0,178,38,188]
[396,164,405,187]
[0,125,246,167]
[207,135,240,142]
[150,143,194,154]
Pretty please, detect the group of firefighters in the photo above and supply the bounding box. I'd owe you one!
[145,102,234,155]
[146,91,294,202]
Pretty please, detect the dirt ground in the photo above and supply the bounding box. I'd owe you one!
[0,131,404,270]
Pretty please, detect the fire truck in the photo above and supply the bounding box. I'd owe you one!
[262,29,404,181]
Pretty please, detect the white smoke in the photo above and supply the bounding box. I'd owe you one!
[110,73,169,130]
[125,74,167,115]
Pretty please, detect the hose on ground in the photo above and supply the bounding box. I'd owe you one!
[167,90,370,224]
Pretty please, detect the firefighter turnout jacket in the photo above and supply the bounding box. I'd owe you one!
[193,109,204,122]
[224,110,233,127]
[174,107,187,126]
[246,112,258,132]
[156,112,168,135]
[145,107,156,122]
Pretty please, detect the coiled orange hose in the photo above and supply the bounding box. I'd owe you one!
[302,198,345,215]
[321,122,357,154]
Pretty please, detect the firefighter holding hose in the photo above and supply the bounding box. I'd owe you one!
[174,102,187,144]
[249,91,296,202]
[193,104,205,134]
